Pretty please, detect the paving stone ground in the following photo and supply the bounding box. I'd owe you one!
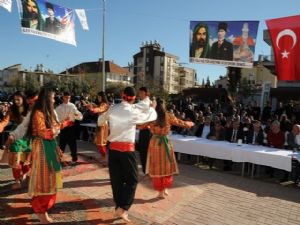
[1,141,300,225]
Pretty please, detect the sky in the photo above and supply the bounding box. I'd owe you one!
[1,0,300,82]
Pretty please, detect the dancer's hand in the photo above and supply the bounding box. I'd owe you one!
[61,120,70,129]
[186,121,194,128]
[44,129,54,140]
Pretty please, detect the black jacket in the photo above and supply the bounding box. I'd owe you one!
[246,130,264,145]
[210,39,233,61]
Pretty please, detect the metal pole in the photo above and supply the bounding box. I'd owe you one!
[102,0,106,91]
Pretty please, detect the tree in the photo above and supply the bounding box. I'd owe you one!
[202,78,205,87]
[106,82,127,98]
[134,78,169,102]
[206,76,211,87]
[239,77,255,99]
[24,73,40,93]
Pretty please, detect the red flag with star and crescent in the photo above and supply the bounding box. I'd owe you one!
[266,15,300,80]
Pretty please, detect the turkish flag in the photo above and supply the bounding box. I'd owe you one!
[266,15,300,80]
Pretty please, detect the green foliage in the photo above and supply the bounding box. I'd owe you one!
[239,77,255,99]
[24,73,41,93]
[106,82,127,98]
[206,76,211,87]
[134,79,169,102]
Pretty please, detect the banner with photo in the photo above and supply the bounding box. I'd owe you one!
[17,0,76,46]
[0,0,12,12]
[190,21,259,68]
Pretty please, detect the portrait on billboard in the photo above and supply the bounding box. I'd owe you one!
[18,0,76,46]
[190,20,259,68]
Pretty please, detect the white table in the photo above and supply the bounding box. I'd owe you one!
[170,135,300,173]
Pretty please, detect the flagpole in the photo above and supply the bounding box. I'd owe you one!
[101,0,106,91]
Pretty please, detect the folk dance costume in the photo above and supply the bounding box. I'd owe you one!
[135,96,152,174]
[55,101,83,162]
[0,108,31,188]
[28,110,62,215]
[146,112,192,194]
[89,102,109,156]
[97,90,157,221]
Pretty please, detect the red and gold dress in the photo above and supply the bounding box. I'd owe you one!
[146,112,191,191]
[92,103,109,156]
[28,110,62,213]
[0,109,31,181]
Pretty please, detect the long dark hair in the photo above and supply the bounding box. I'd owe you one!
[27,86,58,138]
[11,91,29,123]
[190,23,210,58]
[21,0,44,30]
[97,91,108,104]
[155,98,167,128]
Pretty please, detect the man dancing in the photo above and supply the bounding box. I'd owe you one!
[97,87,157,222]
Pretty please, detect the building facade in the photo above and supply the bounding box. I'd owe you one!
[133,41,196,94]
[0,64,77,93]
[178,66,197,92]
[64,60,133,88]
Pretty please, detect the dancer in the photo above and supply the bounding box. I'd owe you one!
[26,86,62,224]
[144,98,193,198]
[136,87,152,176]
[0,91,30,190]
[97,86,157,222]
[56,92,83,165]
[87,91,109,161]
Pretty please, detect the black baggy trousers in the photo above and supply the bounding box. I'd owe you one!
[108,149,138,211]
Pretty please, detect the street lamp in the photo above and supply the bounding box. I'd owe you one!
[101,0,106,92]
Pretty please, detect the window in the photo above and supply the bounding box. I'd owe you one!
[146,66,149,72]
[146,58,149,63]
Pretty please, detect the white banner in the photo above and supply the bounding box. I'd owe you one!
[0,0,12,12]
[75,9,89,31]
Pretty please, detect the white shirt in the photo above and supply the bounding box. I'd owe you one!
[98,101,157,143]
[133,97,151,112]
[201,125,210,139]
[10,110,60,140]
[55,102,83,123]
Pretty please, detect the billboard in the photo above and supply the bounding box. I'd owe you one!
[17,0,76,46]
[190,21,259,68]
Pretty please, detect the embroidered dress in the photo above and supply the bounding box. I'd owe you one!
[28,110,62,198]
[146,112,191,190]
[93,103,109,155]
[0,109,31,179]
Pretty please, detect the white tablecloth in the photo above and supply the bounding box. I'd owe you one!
[80,123,97,128]
[171,135,300,172]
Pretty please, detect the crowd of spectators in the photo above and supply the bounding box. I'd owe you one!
[168,97,300,184]
[1,90,299,184]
